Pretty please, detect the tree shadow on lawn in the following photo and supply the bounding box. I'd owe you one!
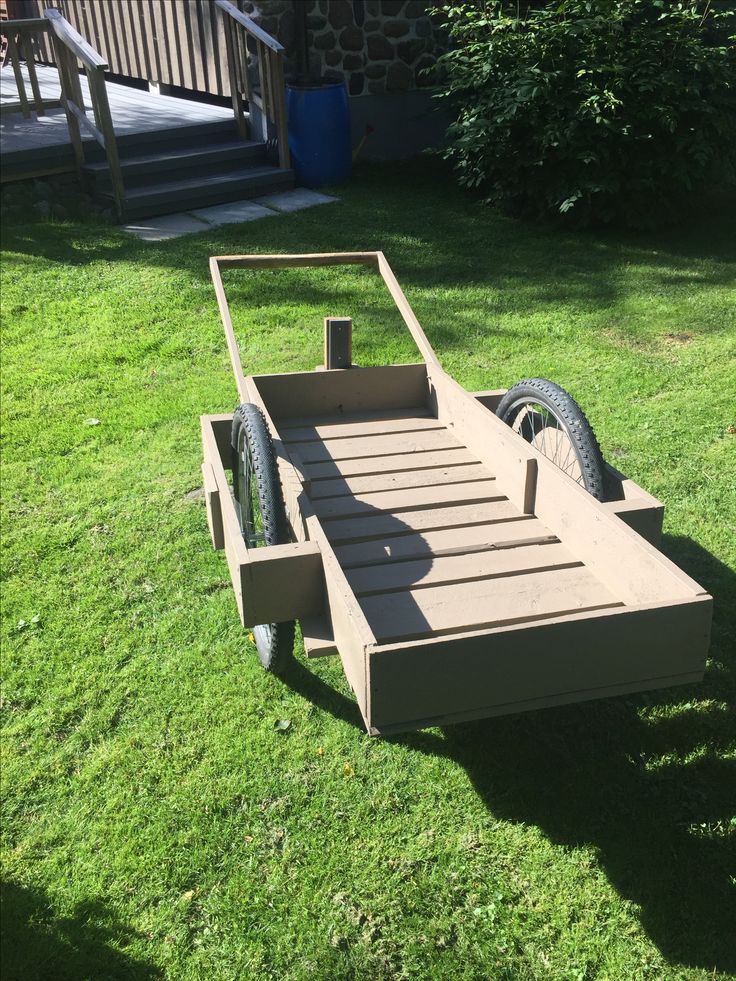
[1,177,734,327]
[284,534,735,974]
[0,880,161,980]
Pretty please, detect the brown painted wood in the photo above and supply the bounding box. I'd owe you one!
[304,447,478,481]
[201,413,324,626]
[347,541,578,597]
[323,499,519,546]
[288,427,461,465]
[201,461,224,551]
[308,463,491,501]
[313,480,500,521]
[368,596,712,731]
[300,614,338,658]
[324,317,352,370]
[207,252,713,736]
[254,364,429,419]
[278,408,434,436]
[332,518,553,569]
[360,565,620,643]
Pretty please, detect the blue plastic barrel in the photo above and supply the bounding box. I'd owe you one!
[286,80,352,187]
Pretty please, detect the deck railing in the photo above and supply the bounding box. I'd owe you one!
[215,0,290,170]
[2,9,125,217]
[1,16,60,116]
[44,8,124,218]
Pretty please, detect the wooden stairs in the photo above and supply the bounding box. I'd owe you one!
[2,5,294,222]
[80,120,294,220]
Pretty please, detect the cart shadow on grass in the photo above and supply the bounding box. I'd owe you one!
[0,880,162,981]
[281,533,735,973]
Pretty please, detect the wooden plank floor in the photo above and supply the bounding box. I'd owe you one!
[1,63,231,156]
[280,409,624,643]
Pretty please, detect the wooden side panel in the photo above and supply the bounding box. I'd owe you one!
[255,364,429,420]
[368,596,713,731]
[431,366,704,606]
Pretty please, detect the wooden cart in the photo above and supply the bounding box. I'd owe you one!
[201,252,712,735]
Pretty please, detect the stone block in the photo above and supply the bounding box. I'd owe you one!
[386,59,413,91]
[384,18,410,37]
[367,33,393,59]
[340,25,364,50]
[398,37,426,64]
[314,29,336,49]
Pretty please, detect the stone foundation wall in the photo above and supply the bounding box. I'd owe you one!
[240,0,446,96]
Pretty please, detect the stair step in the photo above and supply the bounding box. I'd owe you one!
[83,140,269,188]
[115,119,240,152]
[107,166,295,220]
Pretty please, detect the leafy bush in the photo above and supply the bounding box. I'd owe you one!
[434,1,736,227]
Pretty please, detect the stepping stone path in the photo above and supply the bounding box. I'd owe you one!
[122,189,338,241]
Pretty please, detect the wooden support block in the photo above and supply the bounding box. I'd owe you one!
[324,317,353,369]
[202,461,224,550]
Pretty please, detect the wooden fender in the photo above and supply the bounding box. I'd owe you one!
[201,414,324,627]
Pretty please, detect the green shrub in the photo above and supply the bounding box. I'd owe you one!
[433,1,736,227]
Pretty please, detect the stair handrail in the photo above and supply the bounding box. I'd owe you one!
[1,17,61,118]
[44,7,125,219]
[214,0,290,170]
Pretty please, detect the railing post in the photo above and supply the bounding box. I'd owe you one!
[49,34,85,168]
[221,12,248,139]
[273,52,290,169]
[88,65,125,220]
[6,33,30,118]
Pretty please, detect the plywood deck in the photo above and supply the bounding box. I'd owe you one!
[278,409,624,644]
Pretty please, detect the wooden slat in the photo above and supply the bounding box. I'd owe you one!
[6,34,30,118]
[21,34,44,114]
[222,14,246,136]
[361,566,621,642]
[305,447,478,481]
[323,499,520,545]
[310,463,492,500]
[313,480,501,521]
[347,541,578,596]
[289,428,460,465]
[333,518,554,569]
[281,414,440,443]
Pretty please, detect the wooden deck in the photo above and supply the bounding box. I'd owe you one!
[1,63,232,175]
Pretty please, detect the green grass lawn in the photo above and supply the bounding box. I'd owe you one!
[2,163,735,980]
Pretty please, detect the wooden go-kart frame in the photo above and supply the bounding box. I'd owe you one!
[200,252,712,736]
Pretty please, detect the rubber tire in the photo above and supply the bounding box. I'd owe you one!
[495,378,606,501]
[231,403,295,673]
